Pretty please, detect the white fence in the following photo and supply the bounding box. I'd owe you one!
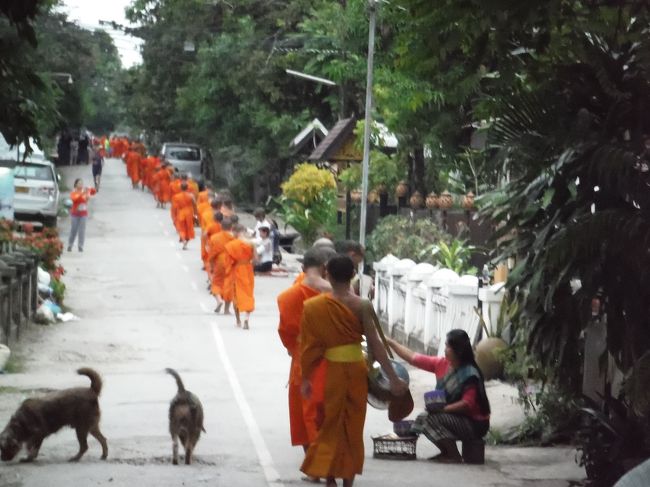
[373,254,505,354]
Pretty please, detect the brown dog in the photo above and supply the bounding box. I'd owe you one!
[0,367,108,463]
[165,368,205,465]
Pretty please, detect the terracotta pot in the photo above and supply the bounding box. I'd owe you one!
[350,189,362,203]
[395,180,408,198]
[425,192,439,209]
[438,190,453,209]
[475,337,508,380]
[367,189,379,204]
[409,191,424,209]
[462,191,476,210]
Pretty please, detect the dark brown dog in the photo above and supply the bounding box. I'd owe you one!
[165,368,205,465]
[0,367,108,463]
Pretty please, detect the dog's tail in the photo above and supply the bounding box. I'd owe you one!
[77,367,102,395]
[165,368,186,393]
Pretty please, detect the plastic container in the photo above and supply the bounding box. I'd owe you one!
[424,390,446,412]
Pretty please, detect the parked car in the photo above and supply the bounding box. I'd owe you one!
[0,136,60,227]
[161,142,205,179]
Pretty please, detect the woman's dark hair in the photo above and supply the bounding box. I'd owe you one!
[73,178,82,187]
[446,329,491,415]
[326,255,356,283]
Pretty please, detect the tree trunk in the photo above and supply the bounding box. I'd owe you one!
[413,144,426,195]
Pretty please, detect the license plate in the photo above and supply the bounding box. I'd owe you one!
[15,186,28,193]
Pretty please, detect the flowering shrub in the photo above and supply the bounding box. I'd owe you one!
[15,226,64,272]
[0,219,15,243]
[278,164,338,246]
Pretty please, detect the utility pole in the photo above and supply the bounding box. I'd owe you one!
[359,0,378,257]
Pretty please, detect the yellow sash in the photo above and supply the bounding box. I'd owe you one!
[324,343,364,362]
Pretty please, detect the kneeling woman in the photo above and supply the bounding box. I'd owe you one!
[386,330,490,463]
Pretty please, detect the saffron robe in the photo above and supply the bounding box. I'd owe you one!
[153,167,173,203]
[125,150,141,185]
[208,231,234,297]
[300,294,368,480]
[224,239,255,312]
[171,191,195,241]
[278,283,327,446]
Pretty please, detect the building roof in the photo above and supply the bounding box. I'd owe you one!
[308,117,357,162]
[289,118,329,153]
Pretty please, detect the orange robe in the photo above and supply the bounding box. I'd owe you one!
[224,239,255,312]
[154,167,173,203]
[188,180,200,199]
[294,272,305,285]
[198,190,209,206]
[170,179,182,198]
[199,206,215,265]
[171,191,196,241]
[278,283,327,446]
[300,295,367,480]
[125,150,141,185]
[208,231,234,297]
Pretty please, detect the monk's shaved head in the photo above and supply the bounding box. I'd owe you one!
[326,255,355,283]
[303,247,337,269]
[181,182,188,191]
[221,218,233,231]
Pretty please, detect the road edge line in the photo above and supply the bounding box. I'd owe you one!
[210,322,285,487]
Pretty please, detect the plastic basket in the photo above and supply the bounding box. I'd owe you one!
[372,434,417,460]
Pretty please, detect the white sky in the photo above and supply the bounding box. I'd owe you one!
[58,0,142,67]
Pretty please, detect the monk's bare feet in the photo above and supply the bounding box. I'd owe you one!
[214,301,223,313]
[243,320,249,330]
[236,321,242,327]
[301,475,320,483]
[325,477,337,487]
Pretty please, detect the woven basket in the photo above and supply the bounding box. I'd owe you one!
[372,434,417,460]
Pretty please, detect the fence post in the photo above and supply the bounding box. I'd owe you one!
[404,263,436,337]
[387,259,415,333]
[478,283,506,336]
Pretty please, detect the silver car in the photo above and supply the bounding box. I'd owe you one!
[0,137,60,227]
[161,142,204,179]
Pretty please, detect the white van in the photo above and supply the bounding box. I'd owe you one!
[0,137,60,227]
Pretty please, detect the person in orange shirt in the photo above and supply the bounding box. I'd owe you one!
[277,247,336,481]
[208,217,234,313]
[171,182,197,250]
[224,224,256,329]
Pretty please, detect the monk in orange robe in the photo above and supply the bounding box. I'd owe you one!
[170,173,183,198]
[208,218,234,313]
[125,149,141,188]
[223,224,255,329]
[187,177,200,200]
[278,247,336,475]
[153,163,173,208]
[300,255,407,487]
[138,155,149,190]
[171,182,197,249]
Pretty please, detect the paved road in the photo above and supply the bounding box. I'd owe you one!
[0,159,584,486]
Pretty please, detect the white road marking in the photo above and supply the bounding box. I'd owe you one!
[200,302,210,313]
[168,242,175,248]
[211,323,284,487]
[182,265,189,273]
[191,281,198,291]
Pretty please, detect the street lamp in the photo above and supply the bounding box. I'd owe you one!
[358,0,378,259]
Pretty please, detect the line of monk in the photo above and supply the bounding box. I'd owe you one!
[117,141,258,330]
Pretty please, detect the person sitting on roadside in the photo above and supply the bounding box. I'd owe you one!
[386,329,490,463]
[254,226,274,274]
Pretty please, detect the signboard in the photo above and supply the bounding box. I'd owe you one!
[0,167,15,220]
